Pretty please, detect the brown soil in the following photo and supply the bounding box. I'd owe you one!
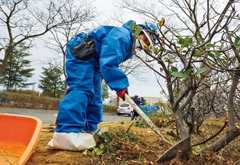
[26,119,240,165]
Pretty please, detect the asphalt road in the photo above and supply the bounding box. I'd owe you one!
[0,108,131,124]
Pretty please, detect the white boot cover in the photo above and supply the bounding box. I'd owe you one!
[46,132,96,151]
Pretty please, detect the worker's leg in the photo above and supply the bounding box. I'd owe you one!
[131,110,137,120]
[47,61,96,150]
[55,55,95,133]
[47,33,98,151]
[84,70,103,131]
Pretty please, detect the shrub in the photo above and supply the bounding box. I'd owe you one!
[0,91,119,112]
[103,104,117,112]
[7,89,40,96]
[0,91,61,110]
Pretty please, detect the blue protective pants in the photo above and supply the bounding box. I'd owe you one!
[55,53,102,132]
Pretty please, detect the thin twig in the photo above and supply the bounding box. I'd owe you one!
[126,121,135,133]
[191,120,228,147]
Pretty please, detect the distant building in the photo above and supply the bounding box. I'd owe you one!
[144,96,165,105]
[106,95,165,106]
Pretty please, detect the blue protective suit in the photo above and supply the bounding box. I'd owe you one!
[133,97,143,107]
[56,20,136,132]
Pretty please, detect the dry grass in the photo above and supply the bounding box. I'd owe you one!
[26,118,240,165]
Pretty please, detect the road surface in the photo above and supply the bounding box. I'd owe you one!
[0,108,132,124]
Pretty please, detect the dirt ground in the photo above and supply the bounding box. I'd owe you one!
[26,119,240,165]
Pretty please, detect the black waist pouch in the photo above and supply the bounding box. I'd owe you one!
[70,36,96,61]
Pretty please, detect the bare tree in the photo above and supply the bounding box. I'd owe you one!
[45,1,148,95]
[0,0,83,77]
[44,0,96,93]
[202,25,240,151]
[118,0,239,145]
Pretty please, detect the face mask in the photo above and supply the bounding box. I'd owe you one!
[134,37,155,55]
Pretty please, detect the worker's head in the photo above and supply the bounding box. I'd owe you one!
[138,22,158,45]
[138,33,151,46]
[135,22,158,53]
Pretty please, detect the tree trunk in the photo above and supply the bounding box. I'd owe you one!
[0,48,12,77]
[227,73,239,130]
[174,109,189,139]
[203,73,240,153]
[117,96,120,107]
[63,52,68,95]
[63,82,68,95]
[190,108,196,134]
[203,128,240,152]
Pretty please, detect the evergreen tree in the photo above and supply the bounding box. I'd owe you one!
[0,43,34,90]
[38,62,64,98]
[101,81,109,101]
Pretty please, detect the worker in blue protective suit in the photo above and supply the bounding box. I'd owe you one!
[46,20,158,151]
[132,95,144,120]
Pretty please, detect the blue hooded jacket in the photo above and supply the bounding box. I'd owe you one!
[87,20,136,92]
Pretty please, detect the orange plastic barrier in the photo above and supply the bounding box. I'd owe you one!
[0,113,42,165]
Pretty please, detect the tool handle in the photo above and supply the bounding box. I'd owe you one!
[125,94,172,146]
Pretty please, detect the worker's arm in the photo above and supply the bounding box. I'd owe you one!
[99,27,132,92]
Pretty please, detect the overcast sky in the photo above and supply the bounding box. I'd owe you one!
[25,0,164,98]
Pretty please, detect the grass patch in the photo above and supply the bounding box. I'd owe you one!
[27,118,240,164]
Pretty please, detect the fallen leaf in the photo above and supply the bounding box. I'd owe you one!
[83,150,88,156]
